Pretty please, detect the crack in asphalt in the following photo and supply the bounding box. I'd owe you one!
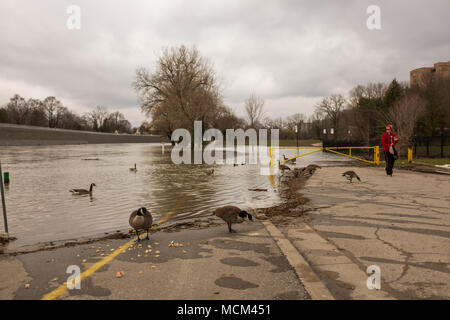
[374,227,412,284]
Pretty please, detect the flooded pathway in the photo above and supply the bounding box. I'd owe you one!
[0,143,350,249]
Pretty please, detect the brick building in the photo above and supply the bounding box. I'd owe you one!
[410,61,450,86]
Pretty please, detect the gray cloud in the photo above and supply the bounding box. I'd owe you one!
[0,0,449,125]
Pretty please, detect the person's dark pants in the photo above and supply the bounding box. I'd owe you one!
[384,151,395,175]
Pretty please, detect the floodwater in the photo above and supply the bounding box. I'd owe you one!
[0,143,351,249]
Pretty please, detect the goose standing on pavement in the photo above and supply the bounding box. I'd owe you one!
[342,170,361,183]
[278,161,291,171]
[304,164,321,175]
[129,207,153,241]
[70,183,96,195]
[214,206,253,233]
[283,154,296,165]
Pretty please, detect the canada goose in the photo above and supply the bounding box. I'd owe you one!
[293,168,303,178]
[342,170,361,183]
[129,207,153,241]
[278,161,291,171]
[70,183,96,195]
[214,206,253,233]
[233,163,239,167]
[283,154,296,164]
[304,164,321,175]
[206,169,215,176]
[130,164,137,172]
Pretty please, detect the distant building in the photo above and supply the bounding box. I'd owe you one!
[410,61,450,87]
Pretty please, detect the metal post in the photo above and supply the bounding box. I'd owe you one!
[375,146,380,165]
[0,161,8,234]
[269,147,273,167]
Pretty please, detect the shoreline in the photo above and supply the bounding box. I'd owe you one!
[3,162,447,256]
[0,163,450,256]
[0,123,163,146]
[1,164,449,299]
[1,168,312,256]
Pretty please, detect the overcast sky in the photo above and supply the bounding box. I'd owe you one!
[1,0,449,126]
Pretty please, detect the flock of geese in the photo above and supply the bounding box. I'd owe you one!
[279,154,362,183]
[69,155,361,241]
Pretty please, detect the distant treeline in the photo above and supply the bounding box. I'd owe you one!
[0,95,134,134]
[314,75,450,156]
[134,46,450,156]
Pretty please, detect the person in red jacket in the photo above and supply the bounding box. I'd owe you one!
[381,124,399,176]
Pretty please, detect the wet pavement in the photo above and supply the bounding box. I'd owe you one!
[297,166,450,299]
[2,165,447,300]
[0,221,310,300]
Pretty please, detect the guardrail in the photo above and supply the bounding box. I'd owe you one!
[269,146,381,166]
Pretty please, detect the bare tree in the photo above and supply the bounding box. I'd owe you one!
[348,83,387,109]
[43,96,64,128]
[88,106,109,131]
[27,98,47,126]
[315,94,346,136]
[244,94,265,128]
[103,111,132,133]
[286,113,306,132]
[134,45,221,139]
[385,93,426,156]
[212,105,245,134]
[5,94,30,124]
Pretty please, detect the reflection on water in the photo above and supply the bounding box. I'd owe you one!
[0,144,350,248]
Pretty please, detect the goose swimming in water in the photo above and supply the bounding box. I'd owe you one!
[129,207,153,241]
[214,206,253,233]
[206,169,215,176]
[70,183,96,195]
[130,164,137,172]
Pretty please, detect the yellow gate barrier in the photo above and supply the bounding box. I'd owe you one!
[269,146,380,166]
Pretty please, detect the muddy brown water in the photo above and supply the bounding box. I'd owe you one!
[0,144,351,249]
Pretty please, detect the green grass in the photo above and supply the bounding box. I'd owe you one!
[221,139,321,147]
[274,139,321,147]
[383,158,450,166]
[414,145,450,157]
[411,158,450,166]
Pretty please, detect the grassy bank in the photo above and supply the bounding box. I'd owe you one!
[276,139,321,147]
[399,158,450,166]
[221,139,321,147]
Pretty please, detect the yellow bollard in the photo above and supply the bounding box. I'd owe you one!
[269,147,273,167]
[408,148,413,163]
[375,146,380,165]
